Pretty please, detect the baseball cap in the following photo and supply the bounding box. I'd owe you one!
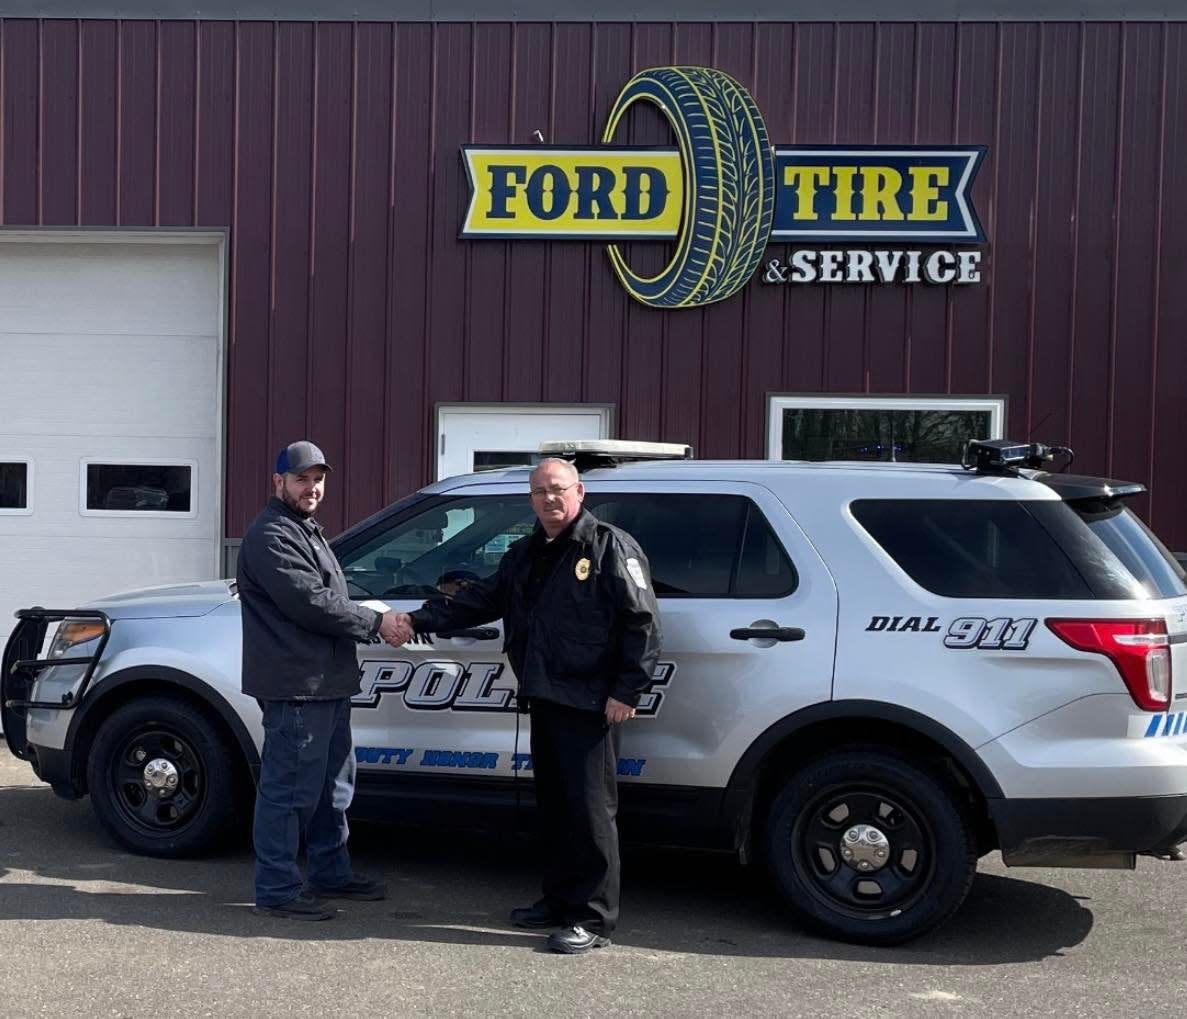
[275,440,333,475]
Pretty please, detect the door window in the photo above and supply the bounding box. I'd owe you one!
[338,496,537,601]
[585,494,797,598]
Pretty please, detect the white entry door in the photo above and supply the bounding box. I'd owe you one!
[435,404,612,480]
[0,234,225,642]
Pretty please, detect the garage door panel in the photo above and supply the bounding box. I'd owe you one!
[0,242,221,336]
[2,333,219,436]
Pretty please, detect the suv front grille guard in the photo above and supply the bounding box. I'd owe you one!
[2,608,112,760]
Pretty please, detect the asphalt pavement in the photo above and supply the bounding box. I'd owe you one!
[1,743,1185,1017]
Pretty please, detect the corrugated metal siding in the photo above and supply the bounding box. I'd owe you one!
[1,19,1185,545]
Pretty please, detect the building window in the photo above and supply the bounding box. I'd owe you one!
[767,395,1005,464]
[82,461,195,515]
[0,460,31,513]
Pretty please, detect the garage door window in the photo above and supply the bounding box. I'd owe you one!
[82,461,195,516]
[0,461,30,513]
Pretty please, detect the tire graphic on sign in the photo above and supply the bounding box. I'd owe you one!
[601,66,776,309]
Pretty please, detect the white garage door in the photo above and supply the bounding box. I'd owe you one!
[0,234,224,642]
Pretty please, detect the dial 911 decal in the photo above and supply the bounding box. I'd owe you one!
[943,617,1037,651]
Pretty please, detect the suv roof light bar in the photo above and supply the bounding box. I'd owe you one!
[962,438,1075,475]
[539,439,693,473]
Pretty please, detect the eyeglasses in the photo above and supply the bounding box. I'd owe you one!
[529,481,579,498]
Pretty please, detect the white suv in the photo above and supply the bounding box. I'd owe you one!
[5,440,1187,944]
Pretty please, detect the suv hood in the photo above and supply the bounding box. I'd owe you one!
[83,580,236,620]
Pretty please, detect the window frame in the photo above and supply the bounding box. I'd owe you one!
[765,393,1007,462]
[0,457,33,515]
[78,457,199,519]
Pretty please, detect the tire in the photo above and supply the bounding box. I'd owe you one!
[86,696,241,857]
[764,750,977,945]
[601,66,776,309]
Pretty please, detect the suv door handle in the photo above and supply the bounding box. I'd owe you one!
[438,627,500,640]
[729,626,805,642]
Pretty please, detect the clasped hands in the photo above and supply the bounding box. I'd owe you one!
[377,610,415,647]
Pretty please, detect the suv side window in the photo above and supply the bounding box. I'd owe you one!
[586,493,797,598]
[852,499,1097,599]
[337,496,536,601]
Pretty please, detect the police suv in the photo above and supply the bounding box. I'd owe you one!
[4,439,1187,945]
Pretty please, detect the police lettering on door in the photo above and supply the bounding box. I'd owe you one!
[352,659,675,716]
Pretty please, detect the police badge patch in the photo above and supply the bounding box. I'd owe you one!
[626,557,648,590]
[575,557,592,581]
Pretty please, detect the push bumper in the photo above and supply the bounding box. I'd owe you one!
[991,795,1187,868]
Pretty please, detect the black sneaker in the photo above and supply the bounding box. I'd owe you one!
[305,876,387,901]
[547,925,611,954]
[509,900,563,929]
[253,894,334,921]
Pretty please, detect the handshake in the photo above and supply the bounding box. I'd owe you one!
[377,610,415,647]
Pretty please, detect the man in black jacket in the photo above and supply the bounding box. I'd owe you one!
[238,440,406,920]
[401,457,662,953]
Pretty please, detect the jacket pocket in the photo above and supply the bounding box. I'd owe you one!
[550,620,611,678]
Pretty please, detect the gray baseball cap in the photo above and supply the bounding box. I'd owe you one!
[275,440,333,475]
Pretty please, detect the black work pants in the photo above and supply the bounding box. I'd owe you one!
[528,698,623,936]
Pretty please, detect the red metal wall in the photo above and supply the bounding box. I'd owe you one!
[1,20,1185,544]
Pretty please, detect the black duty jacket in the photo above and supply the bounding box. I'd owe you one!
[409,508,662,713]
[237,496,381,700]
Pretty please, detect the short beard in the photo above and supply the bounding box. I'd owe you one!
[280,485,314,519]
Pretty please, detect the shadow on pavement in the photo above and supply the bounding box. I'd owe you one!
[0,783,1094,963]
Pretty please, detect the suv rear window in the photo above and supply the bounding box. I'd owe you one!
[852,498,1186,600]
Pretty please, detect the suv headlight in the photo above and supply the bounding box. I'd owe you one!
[47,620,106,659]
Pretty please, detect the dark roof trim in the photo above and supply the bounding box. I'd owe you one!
[1,2,1185,21]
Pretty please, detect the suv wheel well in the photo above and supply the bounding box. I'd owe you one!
[751,718,996,857]
[72,679,255,799]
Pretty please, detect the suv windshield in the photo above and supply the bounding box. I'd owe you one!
[853,498,1187,600]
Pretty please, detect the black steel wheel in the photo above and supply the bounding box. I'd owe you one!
[765,750,976,945]
[87,696,240,857]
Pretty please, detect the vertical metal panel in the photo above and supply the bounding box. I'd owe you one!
[1109,23,1164,522]
[306,21,352,535]
[3,20,40,224]
[1150,23,1187,537]
[157,20,196,225]
[2,17,1187,547]
[1068,23,1121,486]
[346,22,395,525]
[79,20,118,224]
[40,19,78,225]
[117,20,156,224]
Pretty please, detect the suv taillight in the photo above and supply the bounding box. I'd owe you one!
[1046,618,1172,711]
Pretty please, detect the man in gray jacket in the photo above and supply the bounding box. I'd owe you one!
[237,440,405,920]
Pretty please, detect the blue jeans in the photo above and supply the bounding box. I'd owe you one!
[253,698,356,907]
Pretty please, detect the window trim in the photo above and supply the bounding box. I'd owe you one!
[765,393,1007,461]
[0,457,33,515]
[78,457,199,519]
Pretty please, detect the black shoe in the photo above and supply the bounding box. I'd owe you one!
[305,876,387,901]
[547,925,611,954]
[509,900,563,929]
[253,894,334,921]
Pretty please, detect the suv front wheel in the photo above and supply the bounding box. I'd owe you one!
[86,696,242,857]
[765,750,976,945]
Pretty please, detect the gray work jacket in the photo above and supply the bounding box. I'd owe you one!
[237,497,381,700]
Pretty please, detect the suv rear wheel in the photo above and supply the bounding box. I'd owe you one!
[86,696,241,857]
[764,750,976,945]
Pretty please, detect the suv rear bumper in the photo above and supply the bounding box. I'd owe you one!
[991,795,1187,867]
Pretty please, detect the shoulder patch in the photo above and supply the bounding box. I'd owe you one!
[625,557,648,590]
